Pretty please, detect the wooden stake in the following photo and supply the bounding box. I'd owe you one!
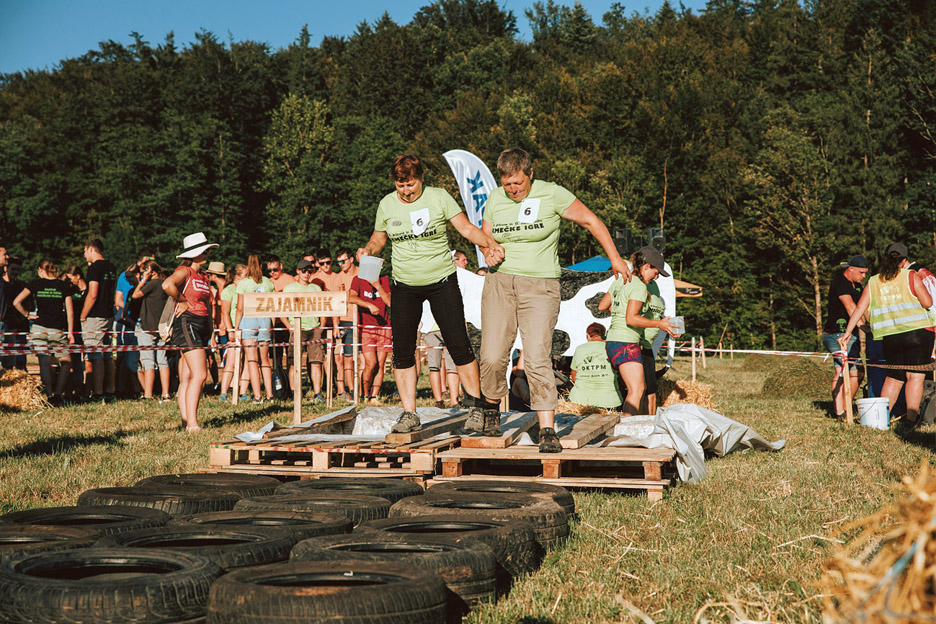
[718,340,723,359]
[729,343,734,360]
[325,331,333,409]
[232,329,241,406]
[700,336,707,369]
[842,355,854,425]
[691,336,697,382]
[353,308,360,404]
[293,318,301,425]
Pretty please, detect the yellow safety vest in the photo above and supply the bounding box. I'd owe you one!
[868,269,933,340]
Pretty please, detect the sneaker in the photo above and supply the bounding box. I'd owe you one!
[482,409,502,437]
[435,400,446,410]
[238,393,252,403]
[368,396,381,406]
[391,411,422,433]
[312,393,324,403]
[538,427,562,453]
[464,406,485,433]
[218,393,228,404]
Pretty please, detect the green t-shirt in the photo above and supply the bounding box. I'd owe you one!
[606,276,647,343]
[569,340,623,409]
[236,276,274,296]
[221,283,237,328]
[640,280,665,348]
[375,186,462,286]
[485,180,576,278]
[283,281,322,330]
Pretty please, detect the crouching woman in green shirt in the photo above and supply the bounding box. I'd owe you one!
[358,155,505,435]
[479,148,631,453]
[569,323,622,410]
[598,246,677,417]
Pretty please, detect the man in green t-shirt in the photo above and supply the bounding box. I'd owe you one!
[480,148,631,452]
[283,259,324,402]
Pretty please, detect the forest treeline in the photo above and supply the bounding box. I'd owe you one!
[1,0,934,349]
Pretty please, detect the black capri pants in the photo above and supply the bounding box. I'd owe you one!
[390,273,475,370]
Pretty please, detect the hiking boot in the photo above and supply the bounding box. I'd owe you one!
[538,427,562,453]
[391,411,422,433]
[464,406,485,433]
[482,409,502,437]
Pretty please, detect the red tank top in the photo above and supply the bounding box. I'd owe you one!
[179,266,213,317]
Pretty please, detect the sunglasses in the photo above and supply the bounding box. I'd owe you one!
[318,260,331,266]
[337,257,351,263]
[268,267,281,273]
[299,268,314,274]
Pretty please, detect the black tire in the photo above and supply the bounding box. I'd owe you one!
[0,505,171,535]
[390,492,569,551]
[429,480,575,516]
[172,511,353,541]
[234,493,391,527]
[77,486,241,517]
[0,548,222,624]
[206,560,447,624]
[136,473,281,498]
[275,477,424,503]
[290,532,496,621]
[95,525,298,571]
[0,525,99,563]
[361,515,539,590]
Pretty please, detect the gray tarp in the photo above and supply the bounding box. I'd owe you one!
[599,404,786,482]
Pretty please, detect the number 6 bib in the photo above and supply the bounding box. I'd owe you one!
[410,208,431,235]
[517,198,540,224]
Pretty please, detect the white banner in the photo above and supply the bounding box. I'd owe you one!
[443,149,498,268]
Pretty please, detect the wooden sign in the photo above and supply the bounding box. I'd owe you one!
[239,291,347,319]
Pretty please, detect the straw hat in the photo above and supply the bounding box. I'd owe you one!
[176,232,219,259]
[204,261,226,275]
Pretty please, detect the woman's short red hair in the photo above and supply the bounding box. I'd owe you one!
[390,154,424,182]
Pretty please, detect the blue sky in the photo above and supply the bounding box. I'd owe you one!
[1,0,708,75]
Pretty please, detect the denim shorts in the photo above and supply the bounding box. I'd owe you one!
[822,332,859,371]
[606,341,642,367]
[339,321,354,357]
[241,328,272,342]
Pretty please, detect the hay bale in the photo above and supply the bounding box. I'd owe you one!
[556,396,607,417]
[744,354,780,372]
[657,378,717,411]
[821,463,936,622]
[761,357,831,398]
[0,369,49,413]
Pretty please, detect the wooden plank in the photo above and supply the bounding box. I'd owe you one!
[208,447,233,467]
[556,413,620,449]
[542,460,562,479]
[642,461,662,481]
[430,475,670,491]
[460,412,539,449]
[210,465,427,477]
[417,436,462,451]
[438,446,675,462]
[441,459,464,478]
[383,411,469,445]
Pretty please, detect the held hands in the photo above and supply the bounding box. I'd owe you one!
[484,244,505,267]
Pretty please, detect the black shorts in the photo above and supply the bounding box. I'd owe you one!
[171,312,213,352]
[883,328,935,381]
[641,348,658,394]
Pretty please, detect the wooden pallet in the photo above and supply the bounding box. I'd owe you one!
[435,446,677,501]
[208,435,460,478]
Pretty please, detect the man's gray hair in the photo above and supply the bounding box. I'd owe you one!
[497,148,532,177]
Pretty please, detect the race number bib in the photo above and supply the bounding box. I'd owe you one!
[410,209,431,235]
[517,198,540,224]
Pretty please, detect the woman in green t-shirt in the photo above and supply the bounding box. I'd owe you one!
[569,323,622,410]
[598,246,677,416]
[357,155,505,435]
[479,148,631,453]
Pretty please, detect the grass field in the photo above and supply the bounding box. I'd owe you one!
[1,356,933,623]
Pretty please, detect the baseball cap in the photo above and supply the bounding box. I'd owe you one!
[886,242,908,258]
[296,259,315,271]
[846,255,869,269]
[638,246,670,277]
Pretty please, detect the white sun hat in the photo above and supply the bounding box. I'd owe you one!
[176,232,219,259]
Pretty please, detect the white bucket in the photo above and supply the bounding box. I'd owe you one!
[856,398,890,430]
[358,256,384,282]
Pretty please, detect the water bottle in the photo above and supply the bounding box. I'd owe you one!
[274,372,283,395]
[671,316,685,336]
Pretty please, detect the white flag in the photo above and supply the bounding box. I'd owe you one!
[443,149,497,267]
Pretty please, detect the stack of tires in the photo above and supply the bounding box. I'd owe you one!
[0,474,573,623]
